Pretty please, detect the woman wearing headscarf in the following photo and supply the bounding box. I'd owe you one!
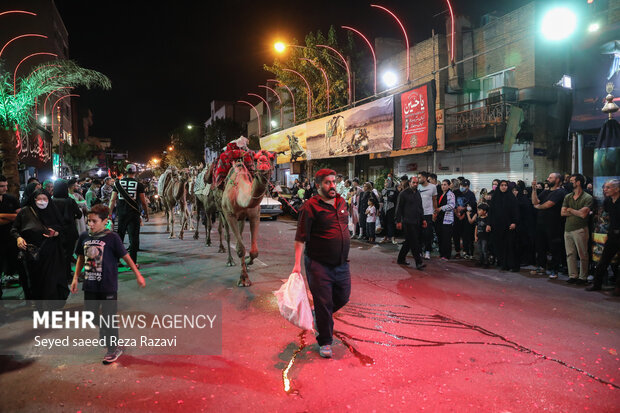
[52,179,83,282]
[11,189,69,301]
[515,180,535,266]
[487,180,520,271]
[20,181,40,208]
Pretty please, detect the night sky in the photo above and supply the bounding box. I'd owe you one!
[54,0,531,162]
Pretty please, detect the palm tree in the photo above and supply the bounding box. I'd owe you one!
[0,60,111,195]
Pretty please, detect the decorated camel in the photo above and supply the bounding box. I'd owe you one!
[161,168,190,239]
[221,149,275,287]
[193,162,229,254]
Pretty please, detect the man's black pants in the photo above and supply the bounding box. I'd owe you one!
[117,212,140,263]
[535,225,563,272]
[592,232,620,288]
[398,223,423,265]
[304,256,351,346]
[84,291,118,351]
[438,223,453,259]
[422,215,434,252]
[452,218,463,253]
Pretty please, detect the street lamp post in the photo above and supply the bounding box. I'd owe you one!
[267,79,295,124]
[316,44,352,105]
[258,85,283,129]
[0,34,48,59]
[370,4,410,83]
[237,100,262,137]
[13,52,58,95]
[248,93,272,133]
[342,26,377,95]
[300,58,330,112]
[282,68,313,119]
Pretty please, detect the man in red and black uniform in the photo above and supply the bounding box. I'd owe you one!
[292,169,351,358]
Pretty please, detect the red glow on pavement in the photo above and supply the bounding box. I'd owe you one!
[248,93,272,132]
[237,100,261,136]
[317,44,351,105]
[13,52,58,94]
[371,4,409,82]
[342,26,377,94]
[282,68,313,119]
[268,79,296,123]
[0,34,47,59]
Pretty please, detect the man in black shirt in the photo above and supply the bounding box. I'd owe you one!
[293,169,351,358]
[395,176,427,269]
[587,179,620,295]
[0,175,21,298]
[109,164,149,266]
[531,172,567,278]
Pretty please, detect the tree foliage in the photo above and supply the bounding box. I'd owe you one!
[264,26,373,120]
[204,117,244,155]
[0,60,111,133]
[62,142,99,175]
[166,125,208,168]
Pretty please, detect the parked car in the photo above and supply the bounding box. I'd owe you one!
[260,195,283,220]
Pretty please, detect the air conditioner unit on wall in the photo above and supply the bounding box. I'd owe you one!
[488,87,518,103]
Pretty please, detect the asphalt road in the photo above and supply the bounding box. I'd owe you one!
[1,213,619,412]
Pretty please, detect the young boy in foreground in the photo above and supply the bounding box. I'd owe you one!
[70,204,146,364]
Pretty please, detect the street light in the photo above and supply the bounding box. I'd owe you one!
[342,25,377,94]
[237,100,262,136]
[274,41,286,53]
[316,44,352,105]
[370,4,410,83]
[248,92,272,133]
[282,68,313,119]
[382,71,398,88]
[168,146,174,152]
[187,124,193,130]
[541,7,577,41]
[300,58,330,112]
[267,79,295,124]
[588,22,600,33]
[258,85,284,129]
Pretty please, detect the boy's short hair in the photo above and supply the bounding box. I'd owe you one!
[88,204,109,221]
[477,203,489,212]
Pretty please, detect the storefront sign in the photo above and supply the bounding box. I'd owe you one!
[18,131,52,168]
[305,96,394,159]
[393,81,437,151]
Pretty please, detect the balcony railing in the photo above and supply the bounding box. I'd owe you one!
[445,96,512,136]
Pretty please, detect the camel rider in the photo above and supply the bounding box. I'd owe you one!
[109,164,149,268]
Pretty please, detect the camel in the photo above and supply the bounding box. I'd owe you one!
[162,169,190,239]
[193,163,229,256]
[221,150,275,287]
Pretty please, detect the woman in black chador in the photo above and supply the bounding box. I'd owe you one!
[488,180,520,272]
[11,189,69,301]
[52,179,82,282]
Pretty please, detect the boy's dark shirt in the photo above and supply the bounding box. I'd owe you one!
[0,193,19,240]
[476,215,490,241]
[75,230,128,293]
[604,197,620,234]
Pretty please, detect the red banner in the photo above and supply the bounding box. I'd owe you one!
[400,85,429,149]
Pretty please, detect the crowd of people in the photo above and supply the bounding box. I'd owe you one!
[290,171,619,296]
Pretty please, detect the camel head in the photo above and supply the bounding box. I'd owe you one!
[254,150,275,175]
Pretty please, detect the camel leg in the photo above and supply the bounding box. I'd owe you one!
[222,212,235,266]
[178,202,186,240]
[193,201,201,240]
[247,213,259,266]
[217,216,225,253]
[165,207,170,233]
[168,204,176,238]
[227,214,250,287]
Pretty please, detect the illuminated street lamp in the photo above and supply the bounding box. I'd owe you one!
[342,25,377,94]
[258,84,284,128]
[370,4,409,83]
[187,124,193,130]
[541,7,577,41]
[274,41,286,53]
[168,145,174,152]
[267,79,295,124]
[382,71,398,88]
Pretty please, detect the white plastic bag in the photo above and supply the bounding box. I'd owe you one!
[273,272,314,331]
[348,216,354,233]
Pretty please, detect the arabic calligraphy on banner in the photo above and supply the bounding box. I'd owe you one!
[305,96,394,160]
[259,125,307,164]
[393,81,437,151]
[18,132,52,166]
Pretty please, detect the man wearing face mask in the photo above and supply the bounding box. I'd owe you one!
[453,179,477,259]
[531,172,567,278]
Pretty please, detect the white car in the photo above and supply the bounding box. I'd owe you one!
[260,195,283,220]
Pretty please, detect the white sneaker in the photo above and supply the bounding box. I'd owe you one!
[424,251,431,260]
